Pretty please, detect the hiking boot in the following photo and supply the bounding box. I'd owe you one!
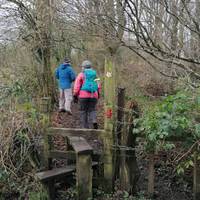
[59,109,65,113]
[93,123,98,129]
[66,110,72,115]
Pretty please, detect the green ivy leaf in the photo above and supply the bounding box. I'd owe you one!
[177,167,184,175]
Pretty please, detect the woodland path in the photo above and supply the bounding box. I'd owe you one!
[50,99,104,154]
[51,100,104,129]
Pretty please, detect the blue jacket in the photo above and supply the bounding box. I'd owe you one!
[55,63,76,89]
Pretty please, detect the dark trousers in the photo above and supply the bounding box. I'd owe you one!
[79,98,97,129]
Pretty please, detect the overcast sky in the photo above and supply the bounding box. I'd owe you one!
[0,1,20,43]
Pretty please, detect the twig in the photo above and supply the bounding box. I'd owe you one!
[173,140,200,164]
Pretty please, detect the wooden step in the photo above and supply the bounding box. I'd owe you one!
[49,150,76,160]
[49,150,101,161]
[37,162,99,182]
[68,136,93,155]
[48,127,105,138]
[36,166,76,182]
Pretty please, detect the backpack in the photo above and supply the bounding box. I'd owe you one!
[81,69,98,93]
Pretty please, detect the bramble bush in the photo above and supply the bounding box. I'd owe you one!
[133,89,200,173]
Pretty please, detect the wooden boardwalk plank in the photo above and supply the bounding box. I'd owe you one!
[49,150,76,160]
[68,136,93,155]
[48,127,105,138]
[49,150,101,160]
[37,166,76,182]
[36,162,99,182]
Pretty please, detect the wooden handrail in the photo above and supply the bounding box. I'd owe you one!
[48,127,105,138]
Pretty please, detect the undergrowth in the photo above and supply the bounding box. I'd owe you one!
[0,80,48,199]
[56,187,150,200]
[133,88,200,174]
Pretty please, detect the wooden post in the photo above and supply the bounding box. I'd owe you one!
[119,100,140,193]
[40,97,51,115]
[115,88,125,181]
[47,135,53,169]
[117,87,126,145]
[69,136,93,200]
[103,58,116,191]
[40,97,55,200]
[76,154,92,200]
[40,97,51,169]
[104,59,116,133]
[148,153,155,197]
[119,147,128,188]
[193,150,200,200]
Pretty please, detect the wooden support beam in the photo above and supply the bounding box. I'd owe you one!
[118,99,140,193]
[103,59,116,191]
[40,97,51,114]
[47,180,55,200]
[39,97,54,199]
[47,134,54,169]
[193,151,200,200]
[48,127,105,139]
[119,147,127,187]
[36,162,98,182]
[76,154,92,200]
[117,87,125,145]
[49,150,76,160]
[115,87,125,182]
[104,59,116,133]
[37,166,76,182]
[148,153,155,197]
[39,97,52,169]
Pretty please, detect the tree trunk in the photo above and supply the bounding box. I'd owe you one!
[36,0,56,103]
[171,0,179,52]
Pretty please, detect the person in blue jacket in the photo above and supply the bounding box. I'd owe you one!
[55,58,76,114]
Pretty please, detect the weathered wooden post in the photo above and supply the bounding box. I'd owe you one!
[40,97,52,169]
[115,87,125,181]
[193,150,200,200]
[69,136,93,200]
[40,97,55,199]
[76,154,92,200]
[119,100,140,193]
[118,88,127,190]
[103,59,116,191]
[117,87,126,144]
[40,97,51,115]
[148,153,155,197]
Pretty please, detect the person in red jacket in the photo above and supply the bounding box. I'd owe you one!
[73,60,100,129]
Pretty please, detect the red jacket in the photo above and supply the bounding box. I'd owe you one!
[73,72,101,99]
